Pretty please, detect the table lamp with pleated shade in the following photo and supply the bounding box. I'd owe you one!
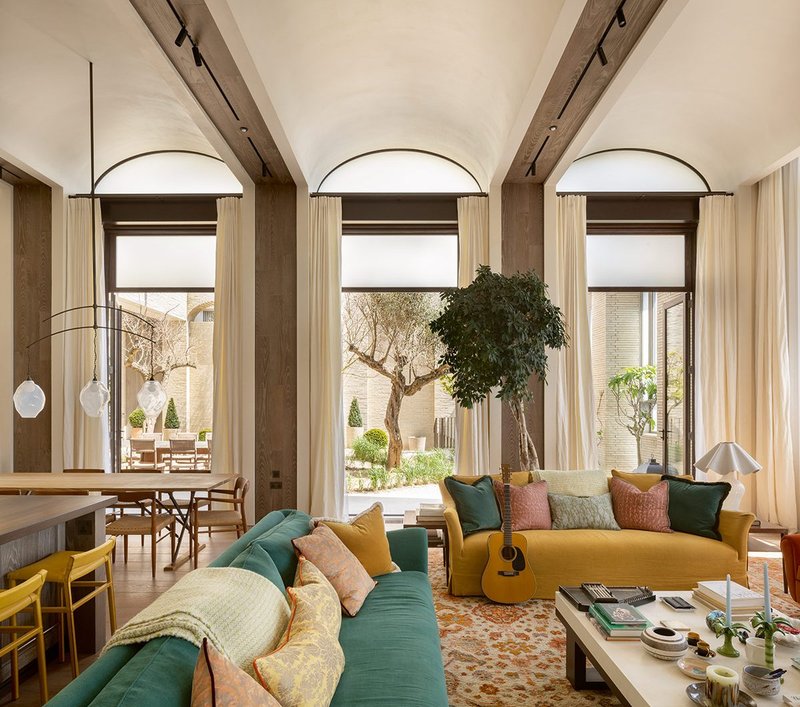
[694,442,761,510]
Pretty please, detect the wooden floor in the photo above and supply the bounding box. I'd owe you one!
[7,529,238,706]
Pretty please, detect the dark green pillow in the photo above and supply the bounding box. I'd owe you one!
[661,475,730,540]
[229,542,287,597]
[444,475,501,536]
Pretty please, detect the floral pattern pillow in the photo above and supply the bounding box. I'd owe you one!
[253,558,345,707]
[548,492,621,530]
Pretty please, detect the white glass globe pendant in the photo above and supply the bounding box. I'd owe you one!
[137,378,167,418]
[13,379,46,418]
[80,378,110,417]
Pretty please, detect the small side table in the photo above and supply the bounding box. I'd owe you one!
[749,521,789,592]
[403,509,449,574]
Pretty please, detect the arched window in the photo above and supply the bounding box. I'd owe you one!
[556,149,710,193]
[95,151,242,194]
[316,149,481,193]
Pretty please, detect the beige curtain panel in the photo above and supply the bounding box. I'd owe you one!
[309,196,346,518]
[695,195,738,463]
[554,194,597,469]
[453,196,490,475]
[212,197,243,476]
[62,197,109,469]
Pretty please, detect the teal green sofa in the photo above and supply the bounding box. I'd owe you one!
[47,509,448,706]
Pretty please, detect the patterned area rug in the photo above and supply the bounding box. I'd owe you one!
[429,552,798,707]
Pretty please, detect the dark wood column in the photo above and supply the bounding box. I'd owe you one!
[501,182,544,468]
[13,184,52,472]
[254,183,297,518]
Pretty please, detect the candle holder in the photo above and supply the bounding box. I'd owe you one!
[713,620,747,658]
[751,610,791,669]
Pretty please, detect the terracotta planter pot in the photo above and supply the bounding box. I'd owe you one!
[163,428,178,442]
[130,427,142,439]
[408,436,427,452]
[346,426,364,447]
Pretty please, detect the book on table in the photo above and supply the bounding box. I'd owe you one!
[588,603,650,638]
[695,580,763,607]
[587,616,644,641]
[691,592,759,619]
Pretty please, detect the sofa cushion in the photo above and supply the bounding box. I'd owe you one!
[249,510,314,587]
[332,571,448,706]
[549,492,620,530]
[610,477,671,533]
[443,475,501,536]
[493,479,551,530]
[611,469,693,491]
[662,475,730,540]
[318,502,394,577]
[229,543,287,596]
[533,469,609,496]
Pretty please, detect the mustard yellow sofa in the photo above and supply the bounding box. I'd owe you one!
[441,472,754,599]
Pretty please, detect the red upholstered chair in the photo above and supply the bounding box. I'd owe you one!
[781,534,800,602]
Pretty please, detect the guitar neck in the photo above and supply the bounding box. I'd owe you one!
[504,482,512,547]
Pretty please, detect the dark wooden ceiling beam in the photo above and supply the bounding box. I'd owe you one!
[506,0,667,183]
[0,157,39,186]
[129,0,292,184]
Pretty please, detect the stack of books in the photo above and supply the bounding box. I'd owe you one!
[588,602,650,641]
[692,580,764,619]
[418,503,445,519]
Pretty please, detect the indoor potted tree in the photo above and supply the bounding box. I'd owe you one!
[430,265,567,470]
[128,407,145,439]
[163,398,180,441]
[346,397,364,447]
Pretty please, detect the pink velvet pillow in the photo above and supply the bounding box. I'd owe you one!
[492,479,551,530]
[609,477,672,533]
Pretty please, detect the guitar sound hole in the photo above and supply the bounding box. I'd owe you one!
[501,546,516,561]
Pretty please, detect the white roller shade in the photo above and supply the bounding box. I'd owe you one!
[586,234,685,288]
[115,235,216,289]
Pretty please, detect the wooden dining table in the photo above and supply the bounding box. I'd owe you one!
[0,473,237,571]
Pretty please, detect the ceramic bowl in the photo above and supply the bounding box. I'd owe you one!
[742,665,781,697]
[744,637,767,666]
[706,610,726,631]
[640,626,689,661]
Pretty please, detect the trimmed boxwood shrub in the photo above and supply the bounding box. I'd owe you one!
[348,398,363,427]
[128,407,146,428]
[164,398,180,429]
[363,428,389,448]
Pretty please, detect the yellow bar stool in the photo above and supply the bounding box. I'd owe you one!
[0,570,48,703]
[6,537,117,679]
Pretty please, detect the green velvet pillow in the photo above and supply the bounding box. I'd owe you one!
[229,543,287,597]
[661,475,730,540]
[444,475,501,536]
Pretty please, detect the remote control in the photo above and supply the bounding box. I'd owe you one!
[581,583,616,603]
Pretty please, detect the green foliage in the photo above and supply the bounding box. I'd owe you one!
[198,428,212,442]
[128,407,146,428]
[351,436,388,466]
[430,266,567,408]
[367,465,390,491]
[347,397,363,428]
[398,449,454,486]
[363,428,389,448]
[164,398,180,429]
[607,365,657,463]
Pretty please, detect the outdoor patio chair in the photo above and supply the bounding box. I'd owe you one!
[168,438,198,471]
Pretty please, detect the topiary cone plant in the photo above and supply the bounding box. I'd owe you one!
[430,265,567,470]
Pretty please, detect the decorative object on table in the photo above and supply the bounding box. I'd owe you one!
[695,441,761,511]
[685,680,757,707]
[558,584,654,611]
[741,665,782,697]
[687,631,700,646]
[481,465,536,604]
[706,610,727,631]
[590,602,649,640]
[745,637,767,666]
[705,665,740,706]
[417,502,445,519]
[710,575,748,658]
[750,609,791,670]
[694,578,764,619]
[11,62,164,421]
[678,655,712,679]
[695,641,715,658]
[639,625,688,660]
[430,265,568,471]
[634,457,678,476]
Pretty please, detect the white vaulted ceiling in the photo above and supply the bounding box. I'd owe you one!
[574,0,800,191]
[224,0,566,190]
[0,0,220,192]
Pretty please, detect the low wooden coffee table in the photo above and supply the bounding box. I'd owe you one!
[555,590,800,707]
[749,521,789,592]
[403,509,449,572]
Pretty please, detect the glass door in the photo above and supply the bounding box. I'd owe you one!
[660,294,692,474]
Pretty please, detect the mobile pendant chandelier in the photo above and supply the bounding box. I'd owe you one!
[13,62,167,421]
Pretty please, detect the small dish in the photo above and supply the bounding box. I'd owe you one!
[693,646,716,659]
[678,655,711,679]
[685,682,757,706]
[742,664,782,697]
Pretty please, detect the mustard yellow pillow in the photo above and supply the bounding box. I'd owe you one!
[192,638,280,707]
[253,559,344,707]
[318,502,394,576]
[611,469,693,491]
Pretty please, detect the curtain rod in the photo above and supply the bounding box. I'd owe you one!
[556,191,733,197]
[309,192,487,198]
[69,193,243,199]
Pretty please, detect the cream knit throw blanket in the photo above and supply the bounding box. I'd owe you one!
[103,567,290,673]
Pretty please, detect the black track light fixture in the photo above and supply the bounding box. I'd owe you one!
[175,26,188,47]
[597,43,608,66]
[616,7,627,28]
[192,45,203,68]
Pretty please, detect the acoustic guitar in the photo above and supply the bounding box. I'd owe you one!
[481,464,536,604]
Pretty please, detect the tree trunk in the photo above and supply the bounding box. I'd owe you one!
[385,379,405,469]
[635,435,643,465]
[509,397,539,471]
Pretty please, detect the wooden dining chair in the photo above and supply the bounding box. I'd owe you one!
[0,569,48,703]
[106,493,175,578]
[168,439,198,471]
[191,476,249,568]
[7,538,117,679]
